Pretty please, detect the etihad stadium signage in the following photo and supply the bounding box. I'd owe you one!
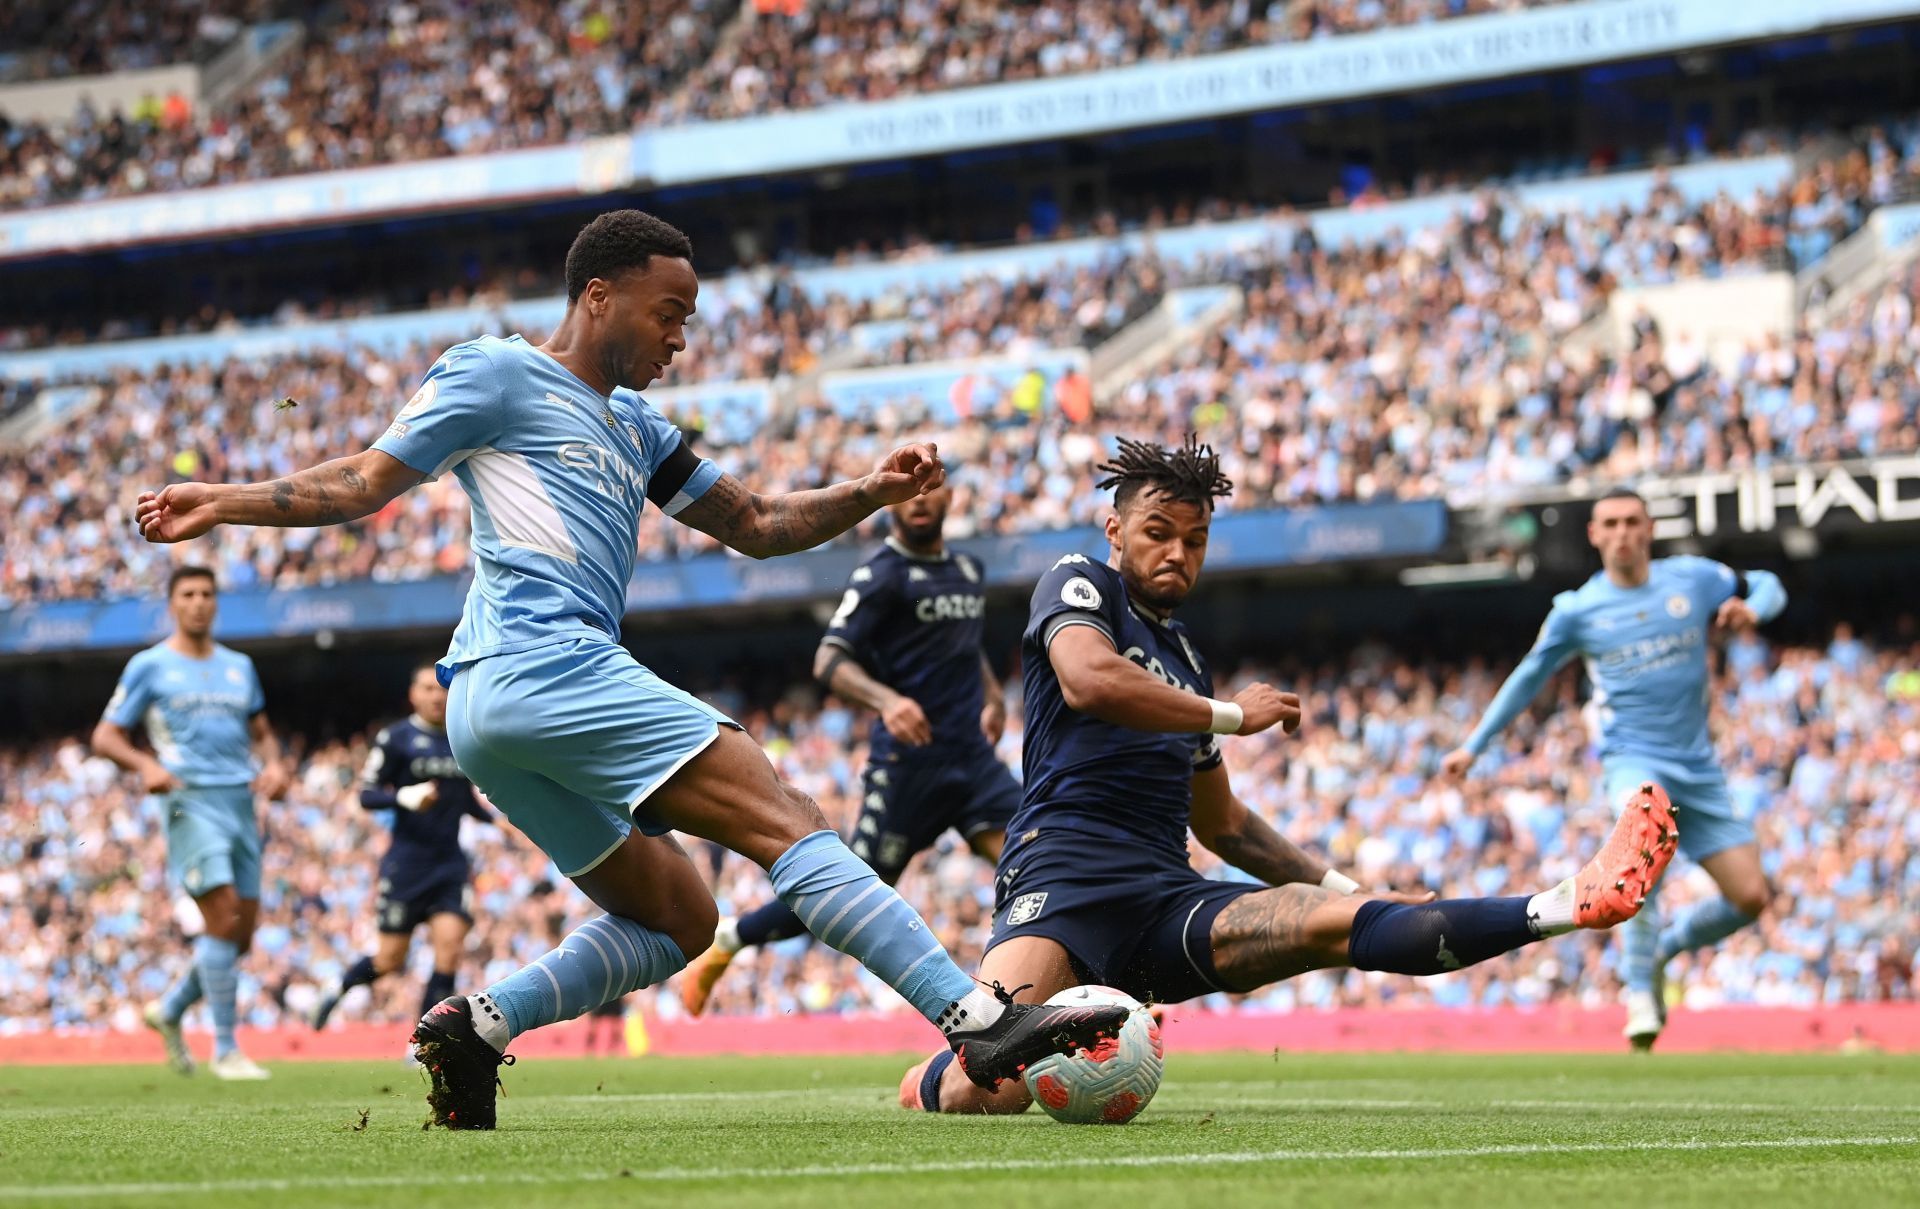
[1638,459,1920,540]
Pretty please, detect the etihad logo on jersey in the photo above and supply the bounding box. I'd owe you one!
[558,441,646,502]
[1594,627,1702,678]
[916,593,985,623]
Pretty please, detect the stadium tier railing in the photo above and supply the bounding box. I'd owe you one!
[0,0,1898,258]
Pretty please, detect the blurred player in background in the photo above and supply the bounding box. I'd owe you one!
[134,209,1127,1129]
[311,661,496,1032]
[1443,487,1787,1051]
[904,438,1678,1114]
[677,481,1019,1014]
[90,567,289,1081]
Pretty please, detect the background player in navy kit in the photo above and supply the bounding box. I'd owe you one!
[91,566,290,1081]
[311,661,498,1031]
[677,481,1021,1014]
[901,437,1681,1114]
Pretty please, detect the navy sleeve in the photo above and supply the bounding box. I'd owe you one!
[358,727,400,811]
[1026,554,1122,654]
[820,558,897,667]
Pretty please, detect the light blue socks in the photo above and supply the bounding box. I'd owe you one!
[769,830,980,1025]
[475,915,688,1044]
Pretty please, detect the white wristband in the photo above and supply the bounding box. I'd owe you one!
[395,783,433,811]
[1320,869,1361,895]
[1206,699,1244,735]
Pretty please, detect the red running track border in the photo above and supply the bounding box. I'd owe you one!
[3,1003,1916,1066]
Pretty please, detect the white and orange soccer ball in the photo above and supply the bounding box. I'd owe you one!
[1022,985,1163,1124]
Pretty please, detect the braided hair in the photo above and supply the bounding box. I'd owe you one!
[1094,434,1234,513]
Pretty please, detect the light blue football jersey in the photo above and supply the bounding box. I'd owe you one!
[1466,556,1785,769]
[103,643,264,786]
[371,335,721,680]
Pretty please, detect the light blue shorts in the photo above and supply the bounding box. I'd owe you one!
[447,638,738,877]
[158,785,261,899]
[1602,758,1754,863]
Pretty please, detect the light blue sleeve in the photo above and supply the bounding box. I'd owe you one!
[1464,599,1582,756]
[1689,556,1786,624]
[245,657,266,715]
[102,654,153,729]
[1743,569,1788,623]
[372,342,505,480]
[632,397,721,516]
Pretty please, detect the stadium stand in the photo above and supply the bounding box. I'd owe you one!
[661,0,1572,124]
[0,0,1590,209]
[0,0,277,82]
[5,128,1918,607]
[4,630,1913,1034]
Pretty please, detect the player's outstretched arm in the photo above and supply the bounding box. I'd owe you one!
[249,713,291,801]
[813,642,930,746]
[674,443,944,559]
[1048,625,1300,736]
[1441,603,1580,777]
[1189,763,1337,887]
[135,449,424,543]
[89,719,177,794]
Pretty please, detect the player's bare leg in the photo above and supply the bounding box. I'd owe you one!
[414,829,712,1128]
[648,729,1125,1084]
[1628,840,1770,1050]
[965,827,1006,863]
[1210,783,1678,988]
[900,936,1080,1114]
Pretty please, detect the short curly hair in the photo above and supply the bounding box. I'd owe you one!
[1095,434,1234,513]
[564,210,694,301]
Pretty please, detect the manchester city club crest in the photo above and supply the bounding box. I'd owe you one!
[1667,594,1692,619]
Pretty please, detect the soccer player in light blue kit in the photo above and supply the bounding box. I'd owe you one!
[91,566,290,1080]
[134,210,1126,1129]
[1442,487,1787,1050]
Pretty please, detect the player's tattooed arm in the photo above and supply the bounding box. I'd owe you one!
[673,444,945,559]
[1188,763,1331,887]
[136,450,423,541]
[677,473,875,559]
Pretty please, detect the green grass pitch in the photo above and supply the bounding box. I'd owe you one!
[2,1052,1916,1208]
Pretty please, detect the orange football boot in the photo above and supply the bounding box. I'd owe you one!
[1574,781,1678,928]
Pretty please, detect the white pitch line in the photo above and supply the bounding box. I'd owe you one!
[1192,1095,1920,1116]
[0,1135,1911,1199]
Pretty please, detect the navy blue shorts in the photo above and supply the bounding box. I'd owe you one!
[377,872,473,934]
[847,751,1020,880]
[987,828,1260,1004]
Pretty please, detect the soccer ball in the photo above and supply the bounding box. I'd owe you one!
[1022,985,1163,1124]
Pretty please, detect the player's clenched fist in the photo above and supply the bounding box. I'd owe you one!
[880,694,933,747]
[1439,747,1476,779]
[136,483,222,543]
[1232,683,1302,736]
[860,443,946,506]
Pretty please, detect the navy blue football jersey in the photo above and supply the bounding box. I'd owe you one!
[359,716,492,892]
[820,537,992,764]
[1014,556,1222,862]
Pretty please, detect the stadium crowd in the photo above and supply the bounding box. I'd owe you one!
[0,0,280,82]
[9,124,1920,606]
[3,626,1914,1035]
[0,0,1580,209]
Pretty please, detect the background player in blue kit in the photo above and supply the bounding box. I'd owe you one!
[91,567,290,1081]
[902,438,1679,1115]
[311,661,498,1032]
[1443,487,1787,1051]
[677,481,1021,1014]
[134,209,1126,1129]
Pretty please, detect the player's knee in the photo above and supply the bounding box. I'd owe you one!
[666,896,719,963]
[782,785,831,833]
[1730,880,1773,919]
